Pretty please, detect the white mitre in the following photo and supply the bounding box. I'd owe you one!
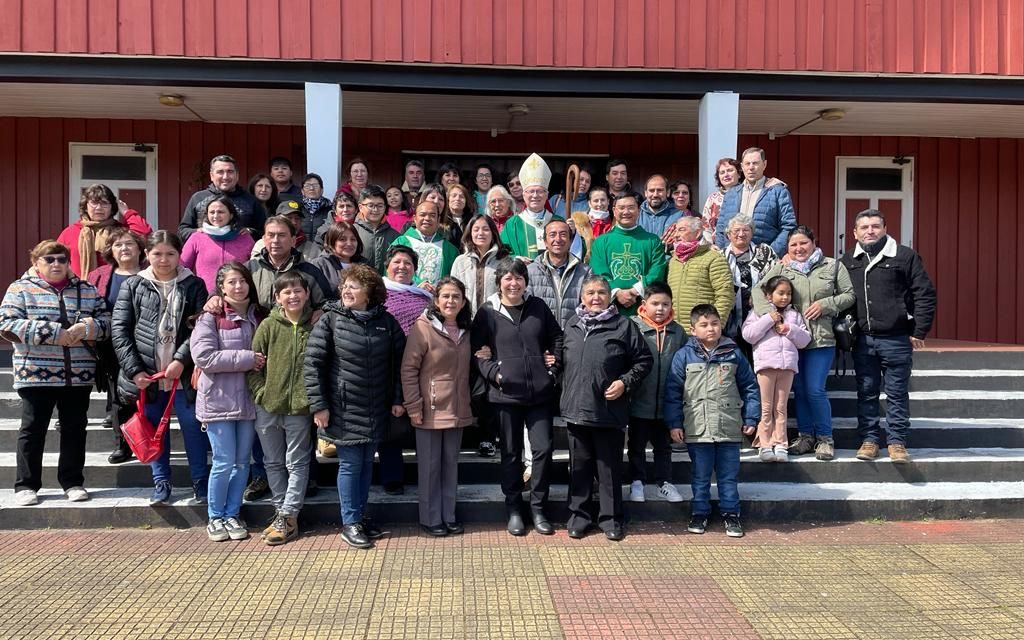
[519,153,552,190]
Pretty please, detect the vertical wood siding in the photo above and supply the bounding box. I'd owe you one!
[1,116,1021,343]
[2,0,1022,76]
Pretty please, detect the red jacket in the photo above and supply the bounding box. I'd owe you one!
[57,209,152,278]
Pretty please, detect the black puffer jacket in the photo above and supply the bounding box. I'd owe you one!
[304,302,406,446]
[111,270,208,403]
[560,311,653,429]
[470,293,563,406]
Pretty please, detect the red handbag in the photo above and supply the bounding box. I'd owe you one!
[121,372,180,464]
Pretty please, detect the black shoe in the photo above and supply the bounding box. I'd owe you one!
[383,482,404,495]
[567,525,589,539]
[362,518,388,540]
[477,441,496,458]
[341,523,373,549]
[722,513,745,538]
[101,416,114,429]
[107,447,133,464]
[444,521,465,535]
[687,514,709,535]
[421,523,448,537]
[605,524,625,542]
[305,478,319,498]
[189,480,208,506]
[531,511,555,535]
[243,476,270,501]
[507,509,527,536]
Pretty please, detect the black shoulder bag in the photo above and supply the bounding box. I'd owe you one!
[830,260,858,353]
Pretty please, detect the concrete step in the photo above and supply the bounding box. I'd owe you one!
[2,480,1022,529]
[910,349,1024,370]
[826,369,1024,392]
[4,446,1024,488]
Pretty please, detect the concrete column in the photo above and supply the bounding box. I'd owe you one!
[304,82,343,196]
[698,91,740,208]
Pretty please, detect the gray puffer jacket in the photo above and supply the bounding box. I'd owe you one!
[526,252,591,329]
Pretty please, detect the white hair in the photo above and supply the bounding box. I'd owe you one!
[727,214,755,233]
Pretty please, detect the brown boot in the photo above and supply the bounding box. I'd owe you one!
[263,512,298,546]
[887,444,911,464]
[856,441,879,461]
[814,436,835,461]
[788,433,815,456]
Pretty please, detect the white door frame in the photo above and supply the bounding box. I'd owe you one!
[834,156,914,257]
[69,143,159,228]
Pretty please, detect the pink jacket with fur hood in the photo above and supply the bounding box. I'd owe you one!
[741,307,812,373]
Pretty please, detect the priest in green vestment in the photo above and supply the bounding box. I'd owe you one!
[390,200,459,290]
[499,153,562,259]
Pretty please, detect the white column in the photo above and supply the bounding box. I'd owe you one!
[304,82,343,197]
[698,91,739,208]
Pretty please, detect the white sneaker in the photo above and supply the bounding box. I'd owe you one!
[658,482,684,503]
[628,480,646,502]
[759,447,774,462]
[65,486,90,502]
[14,489,38,506]
[773,445,789,463]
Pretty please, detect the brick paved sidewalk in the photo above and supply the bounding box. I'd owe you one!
[1,519,1022,639]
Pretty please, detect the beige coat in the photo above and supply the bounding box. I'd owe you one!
[401,313,475,429]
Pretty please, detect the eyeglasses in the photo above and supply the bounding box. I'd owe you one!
[88,199,112,207]
[40,255,69,265]
[301,183,321,190]
[360,203,386,212]
[507,180,521,187]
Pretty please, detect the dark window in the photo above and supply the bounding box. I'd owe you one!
[81,155,147,181]
[846,167,903,191]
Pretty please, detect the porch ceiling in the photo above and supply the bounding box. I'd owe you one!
[2,82,1024,139]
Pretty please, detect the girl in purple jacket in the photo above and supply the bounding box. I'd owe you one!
[741,275,811,463]
[190,262,266,542]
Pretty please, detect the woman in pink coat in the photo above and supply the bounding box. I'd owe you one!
[180,195,256,293]
[741,275,811,464]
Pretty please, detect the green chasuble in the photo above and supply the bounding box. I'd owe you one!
[390,229,459,286]
[589,224,667,316]
[499,211,562,259]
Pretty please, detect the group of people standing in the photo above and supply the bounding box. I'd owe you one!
[0,146,936,544]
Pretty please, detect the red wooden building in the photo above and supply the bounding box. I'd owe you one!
[1,0,1023,343]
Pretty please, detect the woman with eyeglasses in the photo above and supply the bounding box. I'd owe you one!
[0,240,110,506]
[297,173,334,239]
[57,183,152,278]
[506,172,527,213]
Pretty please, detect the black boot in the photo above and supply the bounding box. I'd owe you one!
[531,509,554,535]
[507,507,527,536]
[108,422,134,464]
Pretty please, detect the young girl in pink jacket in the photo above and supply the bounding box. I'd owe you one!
[741,276,811,463]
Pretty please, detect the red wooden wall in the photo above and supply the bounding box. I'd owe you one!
[2,116,1022,343]
[2,0,1022,76]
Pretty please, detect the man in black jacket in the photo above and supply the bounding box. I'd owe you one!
[179,154,266,242]
[841,209,936,464]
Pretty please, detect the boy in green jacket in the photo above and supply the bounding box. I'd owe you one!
[248,271,314,545]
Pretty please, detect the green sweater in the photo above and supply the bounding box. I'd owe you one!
[247,305,313,415]
[589,225,667,316]
[390,229,459,286]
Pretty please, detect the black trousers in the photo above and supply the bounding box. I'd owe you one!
[110,395,136,449]
[567,423,625,532]
[495,403,553,511]
[16,386,92,492]
[626,417,672,485]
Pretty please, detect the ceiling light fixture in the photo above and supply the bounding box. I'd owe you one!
[158,93,206,121]
[770,108,846,139]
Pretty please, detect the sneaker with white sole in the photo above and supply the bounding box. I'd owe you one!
[223,516,249,541]
[687,514,709,534]
[628,480,645,502]
[657,482,684,503]
[723,513,745,538]
[64,486,89,502]
[14,489,38,506]
[759,447,774,462]
[773,445,789,463]
[207,518,230,542]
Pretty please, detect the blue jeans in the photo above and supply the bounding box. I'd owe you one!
[793,346,836,438]
[205,420,256,520]
[687,442,741,516]
[336,442,376,525]
[147,390,209,489]
[853,334,913,446]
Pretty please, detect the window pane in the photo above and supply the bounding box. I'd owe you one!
[81,155,147,181]
[846,167,903,191]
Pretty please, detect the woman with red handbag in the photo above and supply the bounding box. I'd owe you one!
[111,230,209,507]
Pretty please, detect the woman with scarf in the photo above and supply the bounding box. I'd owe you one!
[568,186,613,262]
[753,225,855,461]
[484,185,516,232]
[560,274,652,541]
[0,240,110,506]
[666,216,734,336]
[297,173,334,239]
[721,214,778,359]
[181,196,256,293]
[57,183,152,279]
